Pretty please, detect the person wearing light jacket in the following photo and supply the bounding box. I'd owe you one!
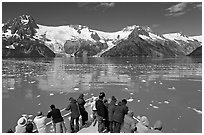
[33,111,47,133]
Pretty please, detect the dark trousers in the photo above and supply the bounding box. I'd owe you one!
[97,115,105,133]
[109,121,114,133]
[70,117,79,133]
[113,121,122,133]
[104,119,110,132]
[81,111,88,126]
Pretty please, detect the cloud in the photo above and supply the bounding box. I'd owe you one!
[194,3,202,10]
[165,2,202,17]
[77,2,115,11]
[97,2,115,8]
[151,24,160,28]
[165,2,188,16]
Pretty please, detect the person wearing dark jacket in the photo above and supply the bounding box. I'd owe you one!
[47,104,66,133]
[112,99,128,133]
[103,99,109,132]
[108,96,117,133]
[77,94,88,126]
[66,97,80,133]
[95,92,107,133]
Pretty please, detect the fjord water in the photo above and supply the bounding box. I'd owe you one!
[2,57,202,133]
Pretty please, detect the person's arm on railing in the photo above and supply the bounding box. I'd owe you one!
[65,104,71,111]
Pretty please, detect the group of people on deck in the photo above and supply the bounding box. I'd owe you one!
[90,92,163,133]
[9,93,88,133]
[7,92,163,133]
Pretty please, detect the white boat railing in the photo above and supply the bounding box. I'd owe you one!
[33,96,94,133]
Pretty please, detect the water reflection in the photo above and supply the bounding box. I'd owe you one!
[2,56,202,133]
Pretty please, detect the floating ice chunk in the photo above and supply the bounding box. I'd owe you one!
[38,103,41,106]
[159,82,163,85]
[192,108,202,114]
[130,92,133,95]
[153,106,159,109]
[125,88,128,90]
[141,80,146,83]
[36,95,41,98]
[30,81,36,84]
[158,102,162,104]
[49,93,54,96]
[149,104,153,106]
[197,89,201,92]
[177,116,181,119]
[164,100,169,104]
[74,88,79,91]
[127,98,134,102]
[168,87,176,90]
[137,100,141,102]
[8,87,14,90]
[91,93,94,96]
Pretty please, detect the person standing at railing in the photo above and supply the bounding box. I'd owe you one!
[33,111,47,133]
[66,97,80,133]
[47,104,67,133]
[90,97,98,126]
[95,92,108,133]
[77,94,88,127]
[112,99,129,133]
[108,96,117,133]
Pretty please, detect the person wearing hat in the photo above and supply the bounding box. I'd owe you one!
[33,111,47,133]
[121,110,137,133]
[108,96,117,133]
[112,99,129,133]
[15,116,28,133]
[77,94,88,127]
[147,120,163,133]
[136,115,150,133]
[66,97,80,133]
[95,92,107,133]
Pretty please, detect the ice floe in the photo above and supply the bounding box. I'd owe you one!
[8,87,14,90]
[188,107,202,114]
[164,100,169,104]
[127,98,134,102]
[130,92,133,95]
[74,87,79,91]
[36,95,41,98]
[59,92,64,94]
[159,82,163,85]
[49,93,54,96]
[168,87,176,90]
[152,106,159,109]
[141,80,146,82]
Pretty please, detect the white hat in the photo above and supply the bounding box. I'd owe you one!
[17,117,28,127]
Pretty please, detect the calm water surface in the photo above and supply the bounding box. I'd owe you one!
[2,57,202,133]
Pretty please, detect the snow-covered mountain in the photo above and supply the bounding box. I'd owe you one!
[2,15,202,58]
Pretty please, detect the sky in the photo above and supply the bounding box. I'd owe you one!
[2,2,202,36]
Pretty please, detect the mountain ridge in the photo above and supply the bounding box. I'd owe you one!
[2,15,202,58]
